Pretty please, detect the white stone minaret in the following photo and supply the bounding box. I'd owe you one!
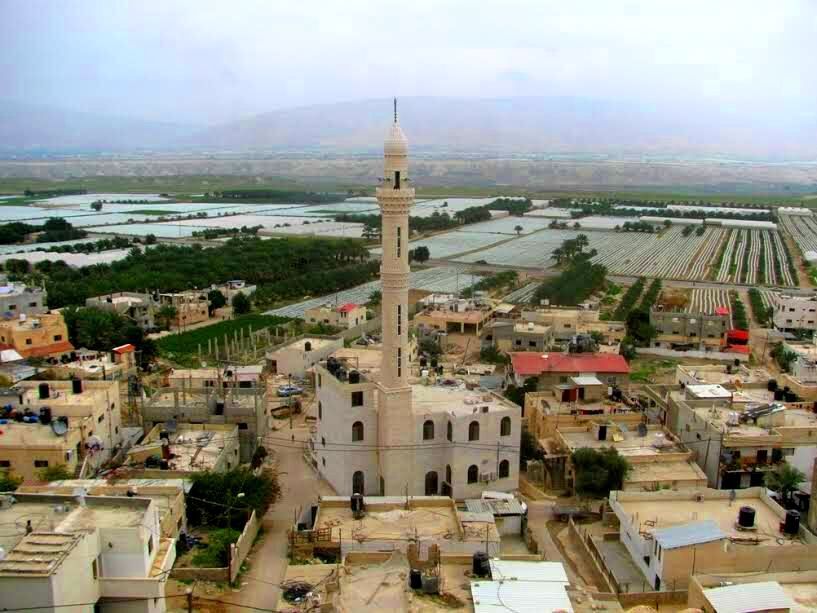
[376,99,415,495]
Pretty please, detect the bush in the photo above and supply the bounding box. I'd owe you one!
[38,464,72,482]
[232,292,251,315]
[480,346,509,364]
[191,528,241,567]
[532,260,607,306]
[0,472,22,491]
[187,467,280,528]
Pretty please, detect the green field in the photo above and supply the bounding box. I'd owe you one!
[127,209,184,215]
[157,314,290,361]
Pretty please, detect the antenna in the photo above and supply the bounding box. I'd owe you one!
[394,97,398,123]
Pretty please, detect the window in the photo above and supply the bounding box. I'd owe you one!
[318,374,322,387]
[468,421,480,441]
[499,459,510,479]
[0,460,10,468]
[322,457,326,467]
[7,304,15,311]
[98,414,104,423]
[29,302,37,308]
[425,471,438,495]
[500,416,511,437]
[528,341,536,348]
[54,335,62,342]
[515,339,522,346]
[397,347,402,378]
[447,421,453,441]
[25,338,32,345]
[322,437,326,447]
[238,422,249,430]
[397,226,402,257]
[351,391,364,407]
[147,535,153,555]
[445,464,452,484]
[34,460,49,467]
[397,305,402,336]
[352,421,364,442]
[394,170,401,189]
[318,402,322,420]
[353,471,365,494]
[92,558,99,580]
[467,465,479,484]
[423,420,435,440]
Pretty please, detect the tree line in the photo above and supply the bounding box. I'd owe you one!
[205,189,343,204]
[0,218,88,245]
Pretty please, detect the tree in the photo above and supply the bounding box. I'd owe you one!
[571,448,631,498]
[663,219,672,227]
[207,289,227,315]
[144,234,157,245]
[368,290,382,306]
[413,245,430,262]
[187,467,280,528]
[232,292,251,315]
[90,201,103,212]
[766,463,806,504]
[514,225,523,236]
[156,304,178,330]
[0,472,22,491]
[38,464,72,482]
[520,429,545,468]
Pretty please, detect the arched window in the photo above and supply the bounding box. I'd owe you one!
[425,471,439,495]
[352,421,364,442]
[321,437,326,447]
[468,421,480,441]
[423,420,435,440]
[445,465,452,484]
[499,459,510,479]
[446,421,453,441]
[467,465,479,484]
[318,402,322,420]
[352,471,365,495]
[500,416,511,437]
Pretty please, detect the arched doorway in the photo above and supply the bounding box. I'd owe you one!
[425,471,439,496]
[352,471,365,495]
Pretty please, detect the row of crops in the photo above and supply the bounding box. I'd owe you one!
[714,228,796,286]
[779,213,817,254]
[686,288,732,328]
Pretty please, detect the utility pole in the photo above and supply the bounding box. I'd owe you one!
[186,588,193,613]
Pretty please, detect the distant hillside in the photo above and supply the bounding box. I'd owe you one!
[0,100,198,152]
[188,97,817,160]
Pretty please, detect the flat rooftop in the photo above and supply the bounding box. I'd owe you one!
[559,425,683,456]
[690,404,817,436]
[417,308,491,324]
[165,427,233,471]
[514,322,550,334]
[314,496,499,544]
[16,380,113,410]
[0,494,151,573]
[148,388,259,409]
[411,382,518,417]
[0,420,79,448]
[678,365,772,385]
[285,337,339,352]
[614,489,799,548]
[627,460,707,484]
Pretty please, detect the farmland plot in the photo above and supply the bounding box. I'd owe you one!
[503,282,542,304]
[715,229,794,286]
[780,213,817,254]
[686,288,732,327]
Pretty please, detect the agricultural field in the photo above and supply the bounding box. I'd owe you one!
[686,288,733,328]
[157,314,290,360]
[779,212,817,256]
[503,281,542,304]
[714,229,795,286]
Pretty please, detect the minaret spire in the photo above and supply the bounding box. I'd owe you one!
[393,97,398,124]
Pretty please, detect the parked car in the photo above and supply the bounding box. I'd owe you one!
[277,384,303,397]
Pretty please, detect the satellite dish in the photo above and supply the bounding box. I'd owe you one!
[51,419,68,436]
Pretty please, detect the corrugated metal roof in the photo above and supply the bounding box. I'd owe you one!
[0,532,82,576]
[703,581,794,613]
[465,498,525,516]
[489,560,569,583]
[652,520,725,549]
[472,580,573,613]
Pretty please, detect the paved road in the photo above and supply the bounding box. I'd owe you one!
[218,418,333,610]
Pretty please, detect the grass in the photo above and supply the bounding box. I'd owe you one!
[629,358,679,383]
[157,313,290,360]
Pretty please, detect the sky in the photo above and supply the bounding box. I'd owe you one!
[1,0,814,126]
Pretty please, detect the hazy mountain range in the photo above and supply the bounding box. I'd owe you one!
[2,97,817,161]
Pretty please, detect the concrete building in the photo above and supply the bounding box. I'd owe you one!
[552,422,707,492]
[519,306,626,342]
[609,487,817,592]
[0,312,73,359]
[126,423,240,475]
[666,389,817,489]
[0,380,122,483]
[86,291,156,330]
[304,302,367,329]
[157,291,209,328]
[50,346,135,381]
[167,365,263,390]
[0,492,175,613]
[211,279,256,301]
[141,386,266,463]
[773,294,817,333]
[312,105,521,498]
[265,335,344,377]
[508,352,630,391]
[0,278,47,317]
[689,572,816,613]
[524,391,643,440]
[650,308,731,350]
[481,319,553,353]
[414,297,495,336]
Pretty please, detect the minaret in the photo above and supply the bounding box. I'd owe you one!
[376,99,415,495]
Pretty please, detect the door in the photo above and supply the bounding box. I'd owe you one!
[721,471,741,489]
[749,471,765,487]
[756,449,768,465]
[425,471,439,496]
[352,471,365,495]
[578,387,585,401]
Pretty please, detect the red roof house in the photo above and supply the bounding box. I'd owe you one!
[338,303,360,313]
[509,352,630,386]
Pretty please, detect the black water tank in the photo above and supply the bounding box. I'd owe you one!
[774,390,784,401]
[436,365,444,375]
[349,370,360,384]
[598,424,608,441]
[304,341,312,352]
[39,407,52,425]
[785,391,798,402]
[419,356,427,368]
[71,379,83,394]
[160,430,170,441]
[784,510,801,535]
[430,358,438,368]
[409,568,423,589]
[472,551,489,577]
[768,379,778,392]
[38,383,50,400]
[738,506,756,528]
[159,459,169,470]
[215,401,225,415]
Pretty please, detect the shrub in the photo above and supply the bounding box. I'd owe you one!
[191,528,241,567]
[571,448,631,498]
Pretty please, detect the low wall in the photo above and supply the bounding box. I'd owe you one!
[618,590,688,608]
[636,347,748,362]
[170,567,229,583]
[230,510,261,583]
[566,517,618,594]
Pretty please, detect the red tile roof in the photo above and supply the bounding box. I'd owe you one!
[715,306,730,316]
[725,345,751,354]
[18,340,74,358]
[510,352,630,377]
[727,329,749,341]
[338,303,359,313]
[113,343,136,354]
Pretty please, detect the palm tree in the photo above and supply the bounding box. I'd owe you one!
[552,248,564,265]
[514,225,523,236]
[766,463,806,504]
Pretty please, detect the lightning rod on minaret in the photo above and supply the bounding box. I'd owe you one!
[394,97,398,123]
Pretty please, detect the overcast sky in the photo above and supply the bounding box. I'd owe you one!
[1,0,814,126]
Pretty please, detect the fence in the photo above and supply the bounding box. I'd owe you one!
[230,510,261,582]
[636,346,749,362]
[566,517,618,594]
